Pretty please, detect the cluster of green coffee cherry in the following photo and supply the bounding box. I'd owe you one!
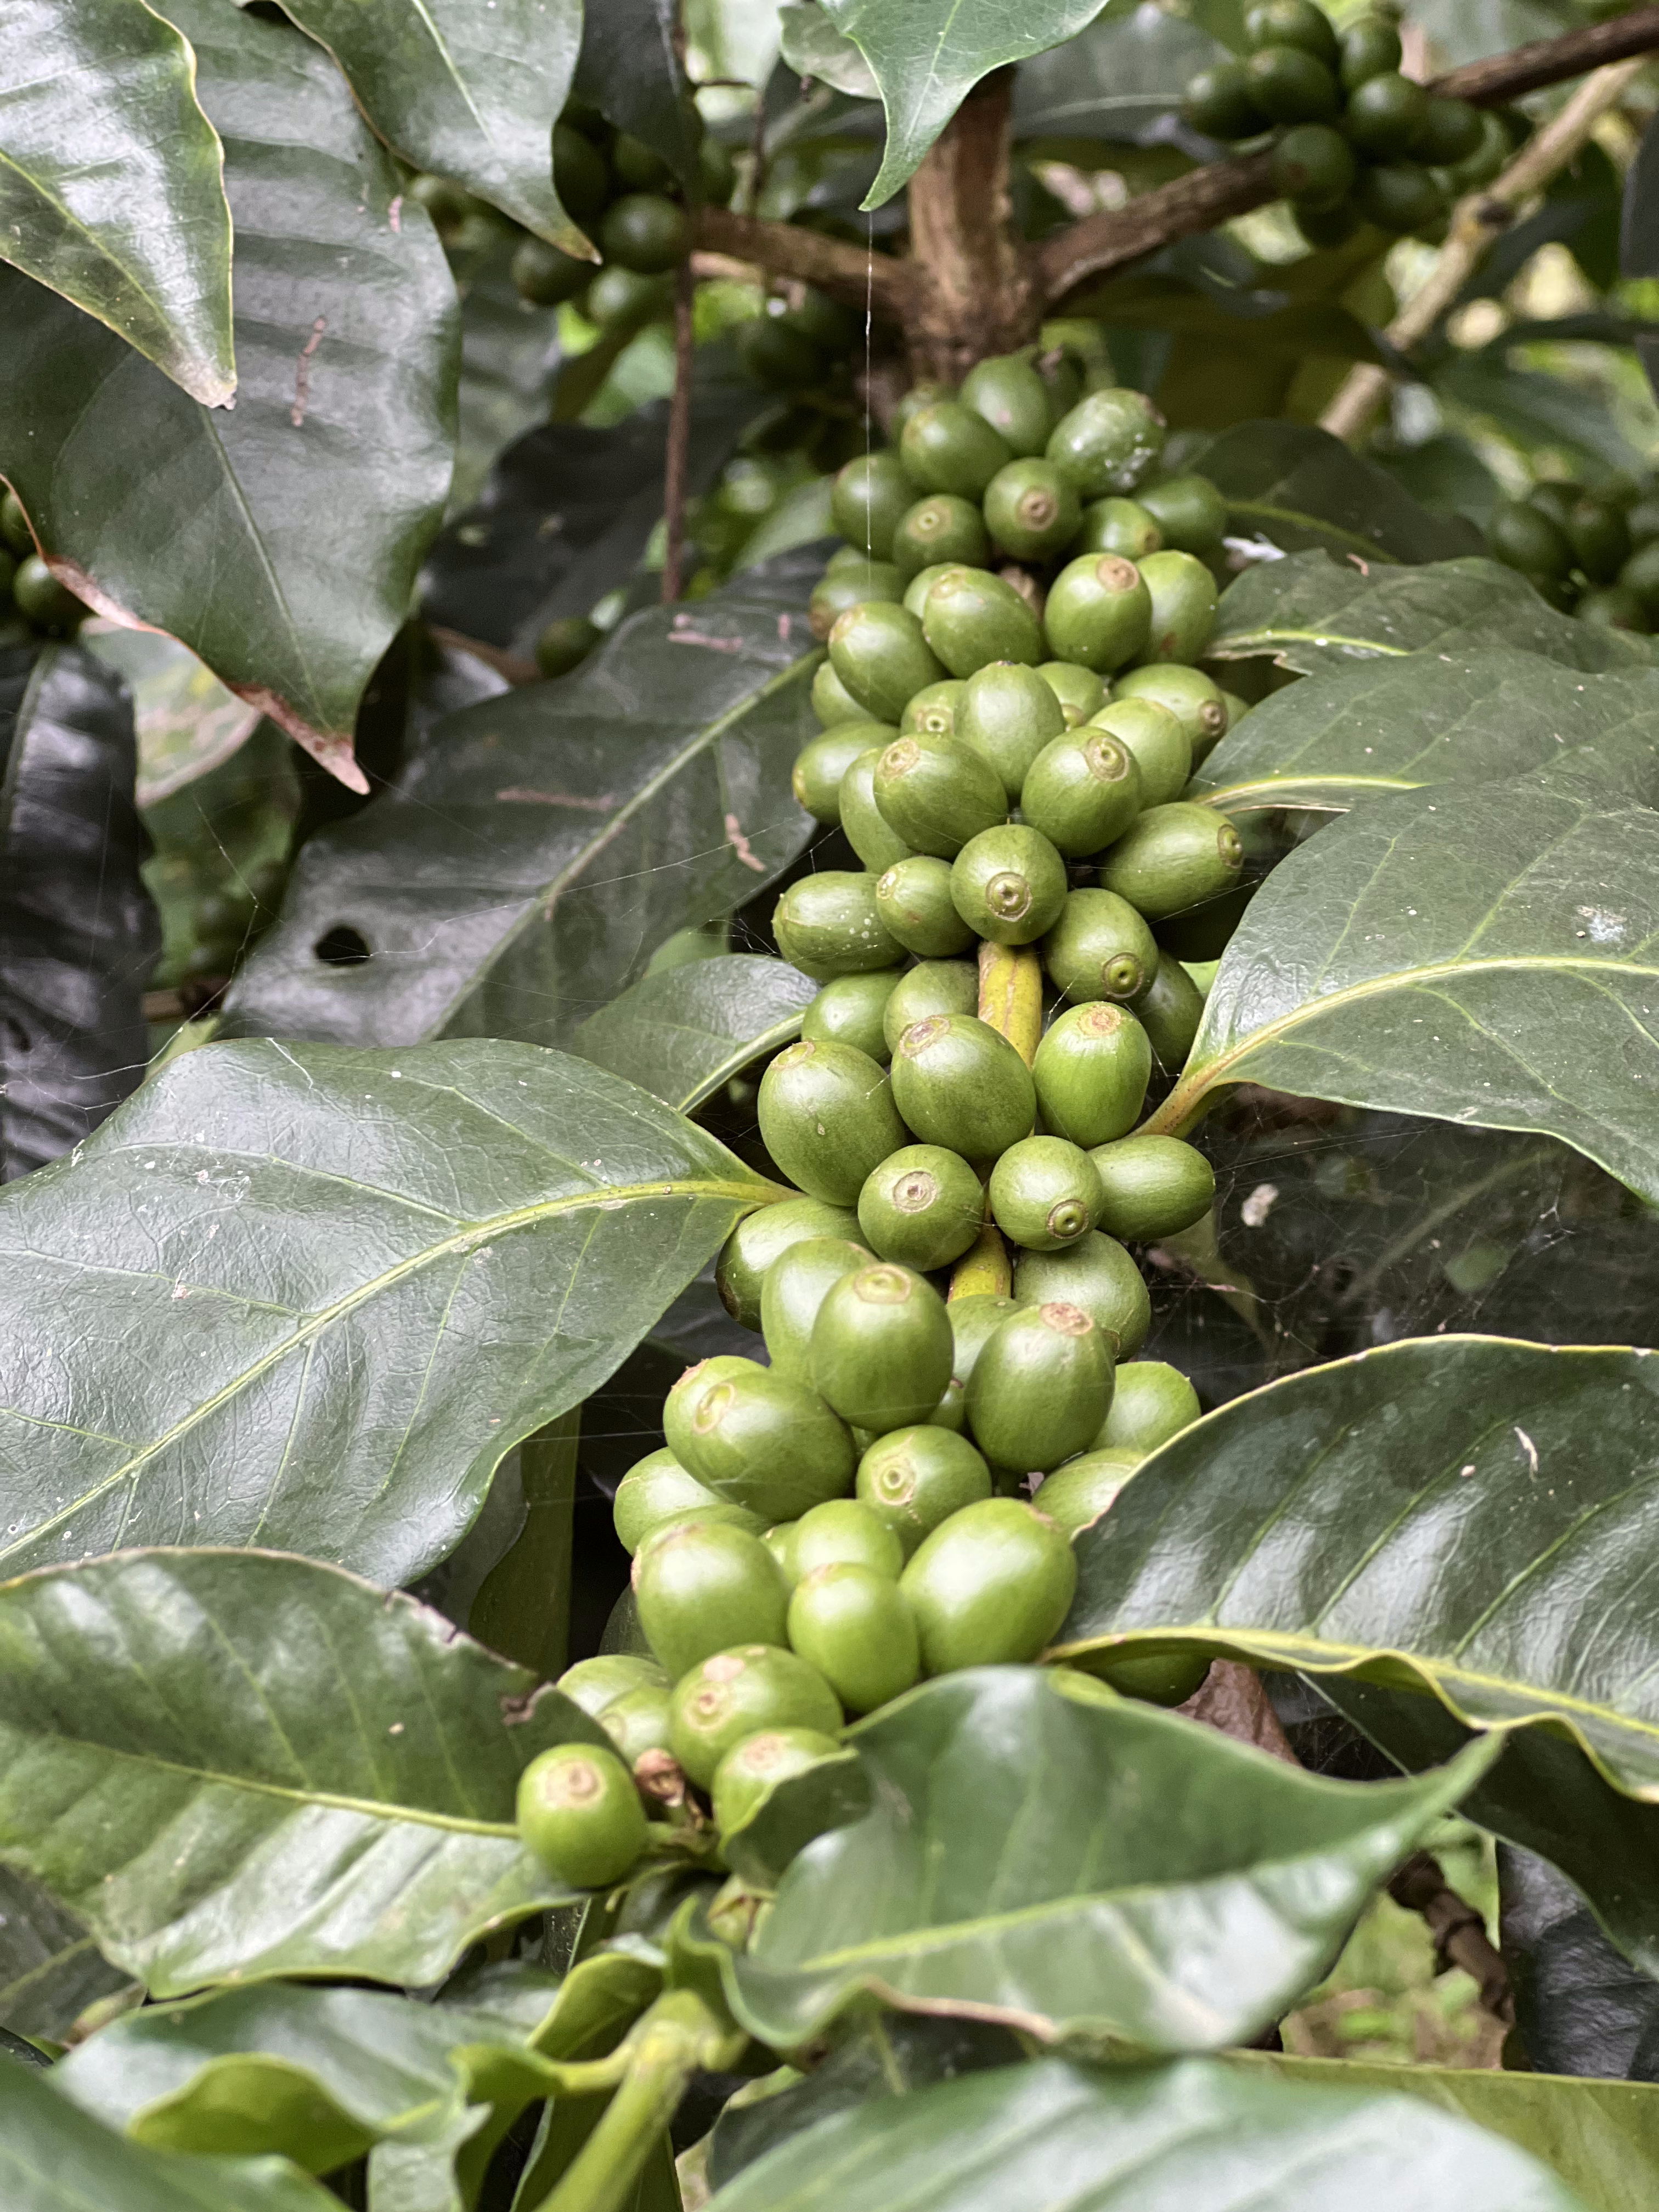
[1184,0,1510,249]
[0,487,86,645]
[1486,475,1659,633]
[512,354,1246,1897]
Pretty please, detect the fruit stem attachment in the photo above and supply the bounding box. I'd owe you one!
[947,943,1043,1303]
[528,1991,730,2212]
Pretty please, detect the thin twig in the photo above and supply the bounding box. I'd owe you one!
[1388,1850,1515,2025]
[661,260,696,604]
[691,205,913,314]
[1319,55,1647,442]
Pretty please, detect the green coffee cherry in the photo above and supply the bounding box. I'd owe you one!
[900,1497,1078,1670]
[1033,1002,1152,1147]
[517,1743,648,1889]
[950,824,1069,947]
[891,494,990,579]
[1338,12,1401,88]
[829,602,947,724]
[1042,887,1161,1005]
[1183,61,1267,142]
[890,1012,1037,1159]
[1131,954,1207,1073]
[1566,495,1630,585]
[900,400,1013,499]
[803,970,900,1062]
[1098,803,1245,920]
[832,453,915,559]
[1037,661,1107,727]
[1353,160,1446,237]
[633,1520,790,1682]
[873,732,1007,858]
[1488,501,1572,582]
[1082,1647,1212,1705]
[859,1142,985,1271]
[883,959,978,1054]
[1035,1449,1142,1536]
[614,1448,765,1555]
[947,1293,1021,1385]
[1244,44,1338,123]
[601,1683,675,1767]
[1097,1359,1201,1453]
[1013,1233,1150,1358]
[758,1039,909,1206]
[901,678,968,739]
[772,871,903,978]
[1045,554,1153,672]
[1090,697,1190,809]
[967,1301,1114,1472]
[1089,1134,1215,1241]
[1134,550,1218,665]
[811,1262,955,1433]
[553,123,610,219]
[761,1237,874,1385]
[812,659,868,729]
[612,130,673,189]
[873,859,971,959]
[1246,0,1338,63]
[534,616,601,679]
[665,1355,855,1520]
[1342,70,1428,156]
[739,316,825,391]
[601,193,689,273]
[1578,586,1647,634]
[1019,728,1142,858]
[983,459,1081,561]
[1111,665,1228,766]
[718,1196,862,1329]
[902,562,970,620]
[810,565,904,641]
[921,566,1046,676]
[960,353,1054,458]
[1047,388,1166,498]
[557,1652,669,1719]
[839,750,916,873]
[780,1496,904,1583]
[1075,496,1163,560]
[930,1378,969,1434]
[1447,109,1511,191]
[1138,475,1228,555]
[1272,122,1356,211]
[989,1135,1102,1253]
[956,661,1066,800]
[857,1423,992,1554]
[513,236,591,306]
[14,556,82,630]
[669,1644,843,1789]
[711,1725,843,1837]
[788,1562,921,1713]
[1414,95,1484,167]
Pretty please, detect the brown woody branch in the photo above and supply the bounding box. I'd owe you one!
[690,205,913,317]
[1388,1851,1515,2026]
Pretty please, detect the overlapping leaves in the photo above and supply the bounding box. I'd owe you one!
[574,955,817,1113]
[1193,422,1483,566]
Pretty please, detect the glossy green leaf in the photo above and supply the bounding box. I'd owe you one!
[703,2053,1584,2211]
[1193,650,1659,817]
[1,645,160,1178]
[0,1868,131,2045]
[573,0,701,189]
[1193,422,1483,566]
[0,0,234,405]
[448,243,565,517]
[0,1036,775,1585]
[1497,1840,1659,2081]
[0,0,457,791]
[573,956,817,1113]
[221,557,820,1053]
[724,1666,1494,2053]
[0,1548,619,1995]
[0,2064,340,2212]
[721,1748,873,1891]
[778,4,879,97]
[821,0,1109,206]
[1210,552,1657,678]
[276,0,588,250]
[1234,2053,1659,2212]
[1058,1337,1659,1800]
[82,625,261,809]
[1012,4,1220,143]
[1149,775,1659,1204]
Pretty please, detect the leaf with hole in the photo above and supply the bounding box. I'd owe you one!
[573,956,817,1114]
[0,0,457,791]
[0,1035,775,1585]
[0,0,234,406]
[222,555,820,1054]
[1192,422,1482,566]
[721,1666,1494,2053]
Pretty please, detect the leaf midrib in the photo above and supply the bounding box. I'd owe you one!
[1223,499,1403,565]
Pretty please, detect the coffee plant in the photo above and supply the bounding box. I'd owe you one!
[10,1,1659,2205]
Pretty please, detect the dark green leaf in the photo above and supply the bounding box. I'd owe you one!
[1498,1844,1659,2085]
[1623,109,1659,284]
[276,0,589,250]
[1149,776,1659,1204]
[1193,650,1659,817]
[821,0,1110,205]
[0,0,458,791]
[0,645,160,1178]
[721,1747,873,1889]
[703,2053,1585,2211]
[449,240,565,515]
[724,1666,1494,2053]
[0,2064,340,2212]
[573,956,816,1113]
[574,0,701,189]
[1438,354,1646,477]
[0,0,234,404]
[0,1549,614,1994]
[1058,1338,1659,1799]
[469,1412,582,1680]
[0,1036,775,1585]
[222,557,820,1054]
[1210,552,1657,677]
[0,1869,131,2045]
[1012,4,1220,143]
[1194,422,1483,565]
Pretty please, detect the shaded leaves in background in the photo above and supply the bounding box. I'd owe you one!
[0,1867,131,2046]
[573,955,816,1113]
[575,0,702,189]
[1502,1846,1659,2084]
[1190,421,1482,565]
[1012,3,1223,145]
